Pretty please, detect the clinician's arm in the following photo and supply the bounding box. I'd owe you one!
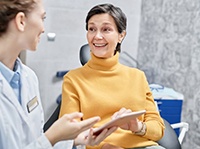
[45,112,100,146]
[23,112,100,149]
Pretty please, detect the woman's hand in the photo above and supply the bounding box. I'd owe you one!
[74,126,117,146]
[111,108,143,133]
[45,112,100,146]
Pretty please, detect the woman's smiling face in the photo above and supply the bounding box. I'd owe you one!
[87,13,125,58]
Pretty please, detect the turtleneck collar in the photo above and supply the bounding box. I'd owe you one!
[86,52,120,71]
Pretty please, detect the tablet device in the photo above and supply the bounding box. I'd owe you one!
[89,110,146,136]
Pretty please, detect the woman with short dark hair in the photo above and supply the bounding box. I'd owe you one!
[60,3,165,149]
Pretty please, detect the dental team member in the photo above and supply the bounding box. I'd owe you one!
[0,0,116,149]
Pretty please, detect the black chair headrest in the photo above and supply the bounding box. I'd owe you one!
[79,44,90,66]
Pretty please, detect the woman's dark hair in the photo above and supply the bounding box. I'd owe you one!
[85,3,127,53]
[0,0,36,37]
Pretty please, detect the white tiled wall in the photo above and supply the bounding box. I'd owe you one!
[24,0,142,120]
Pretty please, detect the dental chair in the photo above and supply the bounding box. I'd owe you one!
[157,118,189,149]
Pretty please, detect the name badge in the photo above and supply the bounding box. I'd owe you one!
[27,96,39,113]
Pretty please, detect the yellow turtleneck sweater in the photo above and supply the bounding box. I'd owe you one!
[59,52,164,149]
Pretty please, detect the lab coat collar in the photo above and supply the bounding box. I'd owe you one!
[0,58,30,123]
[0,59,41,142]
[0,71,20,106]
[17,58,29,108]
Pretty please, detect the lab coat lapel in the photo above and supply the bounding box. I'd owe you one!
[20,68,29,109]
[0,72,22,110]
[0,72,39,141]
[0,72,32,128]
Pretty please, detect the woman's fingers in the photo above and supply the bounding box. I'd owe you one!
[86,127,118,146]
[103,127,118,137]
[112,108,132,119]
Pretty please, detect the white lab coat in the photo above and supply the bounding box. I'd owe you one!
[0,58,73,149]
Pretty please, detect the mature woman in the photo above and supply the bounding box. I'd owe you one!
[0,0,115,149]
[60,3,165,149]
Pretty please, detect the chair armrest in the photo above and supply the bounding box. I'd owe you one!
[56,70,69,78]
[171,122,189,144]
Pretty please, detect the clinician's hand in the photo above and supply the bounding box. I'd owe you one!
[45,112,100,146]
[74,126,117,146]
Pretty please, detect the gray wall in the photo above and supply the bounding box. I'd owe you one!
[24,0,142,121]
[138,0,200,148]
